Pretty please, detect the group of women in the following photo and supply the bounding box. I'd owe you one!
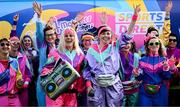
[0,1,179,107]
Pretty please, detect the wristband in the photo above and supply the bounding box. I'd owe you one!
[13,21,17,25]
[165,16,170,20]
[163,66,169,71]
[86,81,92,87]
[132,14,138,21]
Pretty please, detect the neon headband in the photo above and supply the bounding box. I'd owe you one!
[10,36,20,41]
[82,35,94,40]
[98,26,111,37]
[64,28,75,36]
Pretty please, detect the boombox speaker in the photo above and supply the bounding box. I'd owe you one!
[40,58,80,100]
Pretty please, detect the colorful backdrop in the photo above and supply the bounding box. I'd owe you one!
[0,0,180,48]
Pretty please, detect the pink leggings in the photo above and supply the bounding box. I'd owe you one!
[46,93,77,107]
[18,89,28,106]
[0,94,21,106]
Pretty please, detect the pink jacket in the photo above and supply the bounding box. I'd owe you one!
[41,49,85,93]
[17,52,32,83]
[0,58,22,94]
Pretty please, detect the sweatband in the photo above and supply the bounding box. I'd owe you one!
[132,14,138,21]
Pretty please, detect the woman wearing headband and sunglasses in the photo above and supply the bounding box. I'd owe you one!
[9,14,33,106]
[0,36,23,106]
[133,37,175,106]
[138,1,173,57]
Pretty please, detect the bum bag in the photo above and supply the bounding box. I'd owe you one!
[144,84,161,94]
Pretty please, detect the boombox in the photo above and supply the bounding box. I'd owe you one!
[40,58,80,100]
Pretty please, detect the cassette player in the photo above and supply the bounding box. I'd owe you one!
[40,58,80,100]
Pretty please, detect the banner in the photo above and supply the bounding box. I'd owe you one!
[0,0,179,48]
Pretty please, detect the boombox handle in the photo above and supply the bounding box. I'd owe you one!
[53,58,63,71]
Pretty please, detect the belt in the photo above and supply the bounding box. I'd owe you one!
[0,92,18,98]
[91,72,119,77]
[143,82,163,86]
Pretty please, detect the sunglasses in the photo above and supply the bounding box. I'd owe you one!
[148,42,160,46]
[46,33,55,37]
[0,43,10,47]
[64,35,74,37]
[11,41,20,45]
[155,34,159,37]
[169,39,177,42]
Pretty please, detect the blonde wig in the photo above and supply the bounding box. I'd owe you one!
[58,27,83,55]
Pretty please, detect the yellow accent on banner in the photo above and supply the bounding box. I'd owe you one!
[87,7,115,15]
[125,0,148,12]
[0,21,11,39]
[125,0,155,29]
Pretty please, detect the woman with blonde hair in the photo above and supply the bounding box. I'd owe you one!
[58,27,83,55]
[41,27,85,107]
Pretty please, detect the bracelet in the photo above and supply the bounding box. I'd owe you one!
[86,81,92,87]
[13,21,17,25]
[163,66,169,71]
[165,15,170,20]
[132,14,138,21]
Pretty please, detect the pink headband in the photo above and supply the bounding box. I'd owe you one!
[98,26,111,37]
[10,36,20,41]
[64,28,75,36]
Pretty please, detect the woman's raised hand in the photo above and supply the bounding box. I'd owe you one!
[33,1,42,18]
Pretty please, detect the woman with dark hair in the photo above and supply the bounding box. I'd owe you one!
[134,37,174,106]
[21,35,39,69]
[119,35,141,107]
[33,2,58,106]
[166,33,180,106]
[21,34,39,106]
[81,32,94,55]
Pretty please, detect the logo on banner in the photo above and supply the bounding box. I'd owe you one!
[115,11,165,35]
[54,15,94,35]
